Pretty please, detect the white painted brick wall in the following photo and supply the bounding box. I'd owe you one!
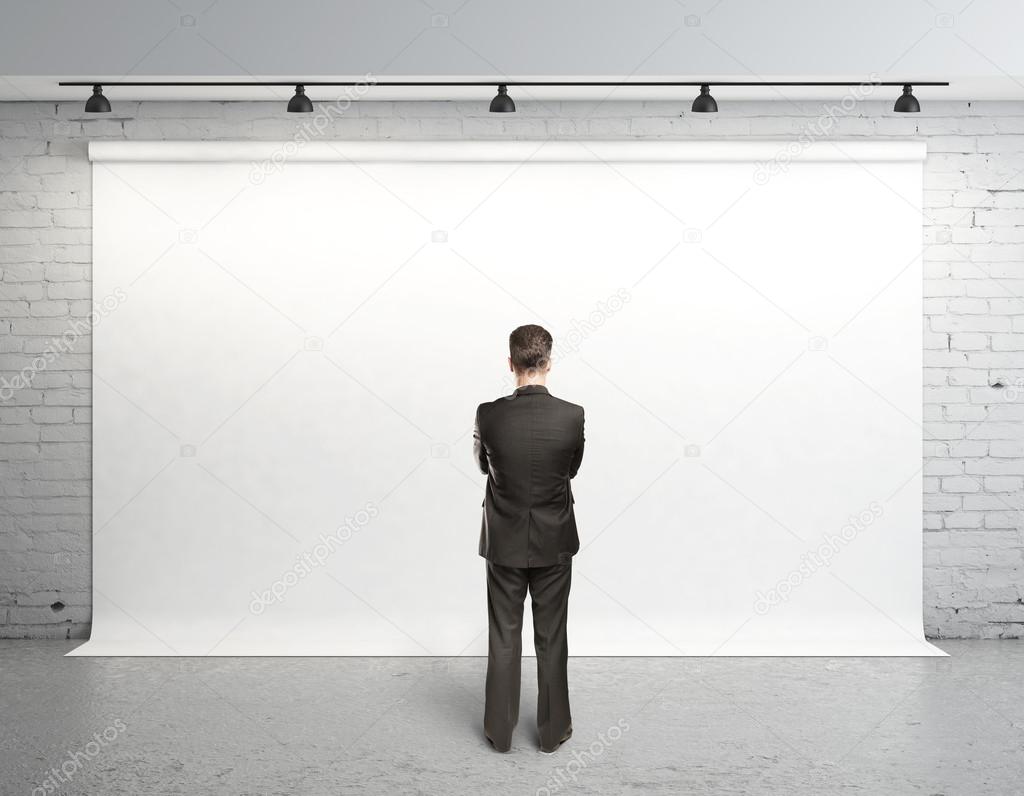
[1,98,1022,639]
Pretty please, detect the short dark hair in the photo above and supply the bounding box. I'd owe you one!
[509,324,553,373]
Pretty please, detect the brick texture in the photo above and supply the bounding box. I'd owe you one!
[0,98,1022,639]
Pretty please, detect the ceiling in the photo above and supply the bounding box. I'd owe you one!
[2,0,1022,103]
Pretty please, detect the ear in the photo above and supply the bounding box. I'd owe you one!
[508,356,514,373]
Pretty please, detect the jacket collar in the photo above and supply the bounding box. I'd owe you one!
[514,384,549,396]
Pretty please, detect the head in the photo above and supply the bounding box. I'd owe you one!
[508,324,553,385]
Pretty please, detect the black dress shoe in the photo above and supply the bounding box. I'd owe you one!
[539,726,572,754]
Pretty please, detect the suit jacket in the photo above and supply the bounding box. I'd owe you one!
[474,384,585,568]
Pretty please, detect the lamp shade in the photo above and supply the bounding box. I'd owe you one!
[691,84,718,113]
[893,84,920,113]
[288,85,314,113]
[85,84,111,113]
[489,85,516,113]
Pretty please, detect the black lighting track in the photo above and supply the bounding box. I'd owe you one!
[64,80,950,115]
[58,80,950,87]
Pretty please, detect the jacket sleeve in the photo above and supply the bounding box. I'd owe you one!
[569,408,585,479]
[473,405,488,475]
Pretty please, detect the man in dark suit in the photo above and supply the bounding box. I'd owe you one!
[473,324,585,754]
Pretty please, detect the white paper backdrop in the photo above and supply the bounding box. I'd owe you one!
[72,140,941,656]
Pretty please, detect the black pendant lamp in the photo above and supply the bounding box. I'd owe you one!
[893,84,920,113]
[489,84,516,113]
[691,84,718,113]
[288,84,314,113]
[84,84,111,113]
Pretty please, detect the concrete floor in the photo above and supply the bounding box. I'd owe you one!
[0,641,1021,795]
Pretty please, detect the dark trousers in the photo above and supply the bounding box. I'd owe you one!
[484,560,572,752]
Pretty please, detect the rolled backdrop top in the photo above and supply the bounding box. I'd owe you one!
[87,140,928,163]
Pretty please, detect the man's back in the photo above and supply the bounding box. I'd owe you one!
[476,323,581,754]
[474,385,585,568]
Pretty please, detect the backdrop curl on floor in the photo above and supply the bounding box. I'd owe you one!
[72,139,942,656]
